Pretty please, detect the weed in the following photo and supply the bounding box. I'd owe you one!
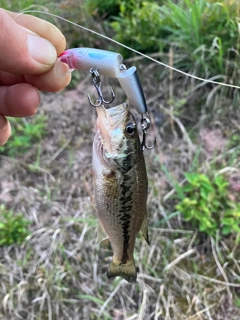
[234,295,240,307]
[110,0,240,85]
[0,114,47,158]
[175,172,240,239]
[111,0,166,56]
[159,0,240,80]
[0,204,31,246]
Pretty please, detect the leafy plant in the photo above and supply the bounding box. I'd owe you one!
[175,172,240,238]
[0,114,47,157]
[84,0,120,19]
[0,204,31,246]
[111,0,167,56]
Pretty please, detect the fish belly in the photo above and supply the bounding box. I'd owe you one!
[92,140,148,281]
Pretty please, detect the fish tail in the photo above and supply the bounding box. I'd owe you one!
[107,260,137,282]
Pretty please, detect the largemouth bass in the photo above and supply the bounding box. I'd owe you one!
[92,102,149,282]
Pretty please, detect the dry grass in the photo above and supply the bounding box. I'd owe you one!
[0,59,240,320]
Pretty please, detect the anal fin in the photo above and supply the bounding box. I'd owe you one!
[139,213,150,245]
[97,221,110,248]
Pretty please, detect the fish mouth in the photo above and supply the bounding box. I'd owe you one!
[94,103,129,165]
[96,103,128,128]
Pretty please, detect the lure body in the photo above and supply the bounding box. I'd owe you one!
[92,103,149,282]
[58,48,148,115]
[117,66,147,114]
[59,48,123,78]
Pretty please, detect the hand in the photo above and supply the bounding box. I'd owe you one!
[0,9,71,145]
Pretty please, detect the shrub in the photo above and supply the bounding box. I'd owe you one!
[84,0,120,18]
[111,0,167,56]
[176,172,240,239]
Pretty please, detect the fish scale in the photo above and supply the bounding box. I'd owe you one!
[92,102,149,282]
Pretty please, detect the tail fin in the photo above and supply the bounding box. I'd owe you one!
[107,260,137,282]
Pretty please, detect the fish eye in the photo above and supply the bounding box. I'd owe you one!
[125,123,136,136]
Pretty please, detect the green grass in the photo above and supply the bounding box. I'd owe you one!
[0,204,31,246]
[159,0,240,78]
[0,114,47,158]
[110,0,240,85]
[0,0,50,10]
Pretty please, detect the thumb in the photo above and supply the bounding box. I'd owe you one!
[0,9,57,75]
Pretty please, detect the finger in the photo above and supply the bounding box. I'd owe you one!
[0,115,11,146]
[0,63,71,92]
[0,84,40,117]
[0,71,25,86]
[25,63,71,92]
[0,9,61,74]
[5,10,66,55]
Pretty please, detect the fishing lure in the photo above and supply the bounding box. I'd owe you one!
[57,47,156,150]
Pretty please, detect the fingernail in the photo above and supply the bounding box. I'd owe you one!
[27,34,57,66]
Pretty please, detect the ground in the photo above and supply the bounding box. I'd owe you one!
[0,63,240,319]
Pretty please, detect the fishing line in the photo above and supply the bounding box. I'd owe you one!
[19,9,240,90]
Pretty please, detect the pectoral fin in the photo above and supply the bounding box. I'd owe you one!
[139,213,150,245]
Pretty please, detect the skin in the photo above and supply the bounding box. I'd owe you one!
[0,8,71,145]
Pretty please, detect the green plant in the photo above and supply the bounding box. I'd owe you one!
[175,172,240,238]
[111,0,167,56]
[110,0,239,84]
[159,0,240,79]
[0,204,31,246]
[0,0,50,11]
[0,114,47,157]
[84,0,119,19]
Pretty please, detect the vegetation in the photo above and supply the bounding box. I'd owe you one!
[84,0,119,18]
[0,204,30,245]
[175,172,240,238]
[0,114,47,157]
[111,0,240,82]
[0,0,240,319]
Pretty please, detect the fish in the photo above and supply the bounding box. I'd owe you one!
[92,102,149,282]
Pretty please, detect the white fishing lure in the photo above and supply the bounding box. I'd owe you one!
[57,47,148,115]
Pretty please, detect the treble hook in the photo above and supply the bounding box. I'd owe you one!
[88,68,115,107]
[141,115,156,151]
